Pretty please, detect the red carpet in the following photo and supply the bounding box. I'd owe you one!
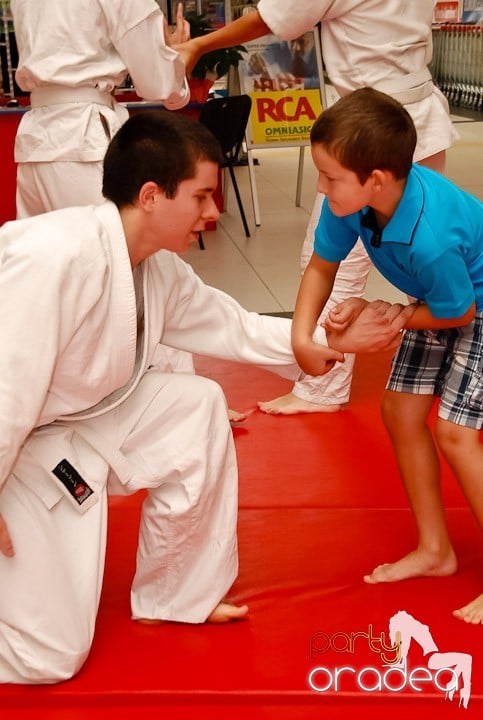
[1,352,482,718]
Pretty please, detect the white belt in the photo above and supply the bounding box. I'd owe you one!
[68,421,135,487]
[30,85,116,109]
[376,67,434,105]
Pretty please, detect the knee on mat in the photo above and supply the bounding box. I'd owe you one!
[181,374,227,415]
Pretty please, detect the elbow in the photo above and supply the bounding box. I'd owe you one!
[463,302,477,324]
[453,302,477,327]
[257,13,272,36]
[438,306,476,329]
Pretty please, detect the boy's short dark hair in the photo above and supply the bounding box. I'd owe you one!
[310,87,417,183]
[102,110,223,206]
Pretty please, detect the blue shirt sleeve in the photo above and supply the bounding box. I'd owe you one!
[313,197,359,262]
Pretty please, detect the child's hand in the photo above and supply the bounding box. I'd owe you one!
[294,340,345,377]
[327,300,415,354]
[324,297,368,331]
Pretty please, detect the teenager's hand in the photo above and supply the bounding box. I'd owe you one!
[0,512,14,557]
[327,300,417,354]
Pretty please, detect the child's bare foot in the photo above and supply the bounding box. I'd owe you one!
[363,547,457,584]
[207,601,249,623]
[258,392,343,415]
[453,594,483,624]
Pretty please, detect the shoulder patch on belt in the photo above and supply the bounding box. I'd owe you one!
[52,459,94,506]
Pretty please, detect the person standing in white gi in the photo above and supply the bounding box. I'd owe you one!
[11,0,190,218]
[178,0,458,413]
[0,110,414,684]
[10,0,210,389]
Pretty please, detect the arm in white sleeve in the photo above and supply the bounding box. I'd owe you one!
[115,11,190,109]
[257,0,330,40]
[157,255,329,380]
[0,249,65,491]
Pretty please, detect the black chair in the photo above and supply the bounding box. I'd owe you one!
[198,94,253,247]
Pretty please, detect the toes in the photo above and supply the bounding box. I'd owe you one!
[363,564,389,584]
[208,603,249,623]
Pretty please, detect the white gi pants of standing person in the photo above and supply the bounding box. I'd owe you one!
[0,370,237,684]
[292,193,372,406]
[15,87,130,220]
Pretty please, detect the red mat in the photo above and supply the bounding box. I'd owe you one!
[1,352,482,719]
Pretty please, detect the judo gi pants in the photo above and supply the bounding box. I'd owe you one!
[16,161,107,219]
[294,191,372,406]
[0,369,238,683]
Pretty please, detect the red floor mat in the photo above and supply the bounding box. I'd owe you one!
[1,352,481,718]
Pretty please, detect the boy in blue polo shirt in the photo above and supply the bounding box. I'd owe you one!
[291,87,483,624]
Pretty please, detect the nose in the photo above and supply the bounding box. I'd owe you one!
[317,174,328,195]
[202,195,220,222]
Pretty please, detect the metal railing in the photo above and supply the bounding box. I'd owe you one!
[430,23,483,110]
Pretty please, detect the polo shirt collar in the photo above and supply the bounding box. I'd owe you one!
[361,165,424,246]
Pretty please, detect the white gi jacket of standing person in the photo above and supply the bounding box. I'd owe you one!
[254,0,458,410]
[11,0,190,165]
[256,0,457,159]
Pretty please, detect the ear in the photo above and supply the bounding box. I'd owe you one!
[138,181,161,211]
[369,169,391,192]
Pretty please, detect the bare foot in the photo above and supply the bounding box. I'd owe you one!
[228,408,248,423]
[207,601,249,623]
[453,594,483,624]
[363,547,457,584]
[135,601,249,625]
[258,392,343,415]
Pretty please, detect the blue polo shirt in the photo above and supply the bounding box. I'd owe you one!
[313,164,483,317]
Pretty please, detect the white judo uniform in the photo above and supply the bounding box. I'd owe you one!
[12,0,195,375]
[257,0,459,406]
[0,202,308,684]
[11,0,190,217]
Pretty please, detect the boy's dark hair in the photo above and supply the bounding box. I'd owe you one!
[310,87,417,183]
[102,110,223,206]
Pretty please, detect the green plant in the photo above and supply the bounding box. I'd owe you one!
[187,13,246,80]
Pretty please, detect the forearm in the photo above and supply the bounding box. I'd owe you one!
[160,259,300,376]
[405,302,476,330]
[291,292,327,355]
[291,263,334,353]
[189,10,270,56]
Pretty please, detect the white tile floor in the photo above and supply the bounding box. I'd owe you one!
[185,111,483,313]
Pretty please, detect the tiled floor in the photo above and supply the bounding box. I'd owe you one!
[185,110,483,313]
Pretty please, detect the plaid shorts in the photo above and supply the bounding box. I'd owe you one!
[386,312,483,429]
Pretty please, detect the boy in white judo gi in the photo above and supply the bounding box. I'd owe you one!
[10,0,247,420]
[0,110,412,684]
